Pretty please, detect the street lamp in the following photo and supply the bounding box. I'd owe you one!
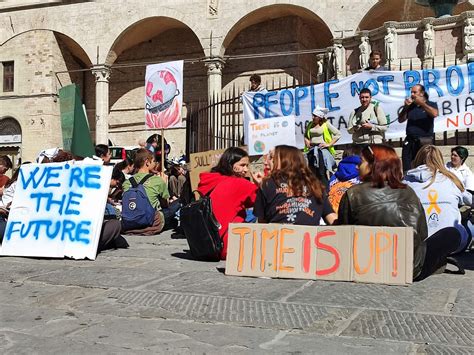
[415,0,468,17]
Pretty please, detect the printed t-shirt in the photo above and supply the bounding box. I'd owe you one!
[254,177,333,225]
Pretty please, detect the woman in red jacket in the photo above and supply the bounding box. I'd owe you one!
[197,147,259,259]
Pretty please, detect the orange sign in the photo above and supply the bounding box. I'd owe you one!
[225,224,413,285]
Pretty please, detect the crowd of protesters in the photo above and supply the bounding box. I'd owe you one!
[0,65,472,281]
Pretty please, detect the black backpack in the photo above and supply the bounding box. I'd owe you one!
[180,189,223,261]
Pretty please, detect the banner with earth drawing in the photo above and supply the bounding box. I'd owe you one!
[144,60,184,129]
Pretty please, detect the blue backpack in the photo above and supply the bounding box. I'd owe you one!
[121,174,156,231]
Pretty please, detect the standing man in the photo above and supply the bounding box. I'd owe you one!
[364,50,388,71]
[398,84,438,172]
[348,88,387,145]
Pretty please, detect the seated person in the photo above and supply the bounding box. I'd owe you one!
[328,145,362,214]
[0,155,13,195]
[197,147,259,260]
[446,146,474,193]
[338,144,461,281]
[122,148,174,235]
[405,145,471,261]
[254,145,336,225]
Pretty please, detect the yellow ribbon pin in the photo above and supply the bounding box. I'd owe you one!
[427,189,441,215]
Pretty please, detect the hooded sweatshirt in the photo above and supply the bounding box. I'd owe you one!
[404,165,471,252]
[328,155,361,213]
[197,172,257,259]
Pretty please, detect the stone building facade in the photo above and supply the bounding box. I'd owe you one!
[0,0,473,163]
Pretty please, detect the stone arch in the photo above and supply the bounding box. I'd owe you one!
[220,4,333,90]
[358,0,474,30]
[105,16,204,66]
[0,116,22,169]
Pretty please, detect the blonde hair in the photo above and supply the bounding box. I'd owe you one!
[412,145,464,191]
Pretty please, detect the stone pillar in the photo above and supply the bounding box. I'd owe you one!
[204,57,225,102]
[91,65,111,145]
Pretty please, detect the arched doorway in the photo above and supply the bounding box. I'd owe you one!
[222,4,333,92]
[104,17,206,157]
[358,0,473,30]
[0,117,22,171]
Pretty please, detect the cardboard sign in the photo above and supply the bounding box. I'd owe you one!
[189,149,225,191]
[247,116,297,156]
[0,162,112,260]
[225,224,413,285]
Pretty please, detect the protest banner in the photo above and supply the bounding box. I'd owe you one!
[242,63,474,145]
[226,224,413,285]
[189,149,225,191]
[0,162,112,260]
[247,116,297,156]
[145,60,184,129]
[59,84,95,158]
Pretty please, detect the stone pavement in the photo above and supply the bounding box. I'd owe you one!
[1,231,473,354]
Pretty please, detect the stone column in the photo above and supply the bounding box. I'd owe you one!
[204,57,225,102]
[91,65,111,145]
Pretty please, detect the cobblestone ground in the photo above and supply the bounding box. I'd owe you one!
[1,232,473,354]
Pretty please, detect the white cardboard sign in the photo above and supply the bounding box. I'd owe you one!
[0,162,112,260]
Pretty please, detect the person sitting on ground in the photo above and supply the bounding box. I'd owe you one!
[0,155,13,191]
[197,147,260,260]
[337,144,460,281]
[328,145,362,214]
[254,145,336,225]
[122,148,177,235]
[404,145,471,265]
[94,144,112,165]
[304,106,341,186]
[446,146,474,193]
[168,164,187,199]
[114,157,134,179]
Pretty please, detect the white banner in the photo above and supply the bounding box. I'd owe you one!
[248,116,297,155]
[0,162,112,260]
[145,60,184,129]
[243,63,474,145]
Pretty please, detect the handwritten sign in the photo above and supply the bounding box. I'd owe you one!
[226,224,413,285]
[248,116,297,156]
[0,162,112,260]
[189,149,225,191]
[243,63,474,145]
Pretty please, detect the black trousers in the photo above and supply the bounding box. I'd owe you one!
[402,136,433,172]
[416,227,461,281]
[307,149,329,188]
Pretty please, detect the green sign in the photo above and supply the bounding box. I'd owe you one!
[59,84,95,158]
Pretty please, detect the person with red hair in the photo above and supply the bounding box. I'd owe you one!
[337,144,460,280]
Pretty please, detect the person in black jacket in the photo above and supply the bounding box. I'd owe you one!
[338,144,460,281]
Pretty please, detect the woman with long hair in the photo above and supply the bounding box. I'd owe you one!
[446,145,474,192]
[338,144,442,281]
[254,145,336,225]
[404,145,471,262]
[197,147,260,259]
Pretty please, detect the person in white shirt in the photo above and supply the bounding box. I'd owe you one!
[446,146,474,193]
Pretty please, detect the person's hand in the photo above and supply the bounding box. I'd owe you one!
[413,95,426,106]
[404,97,413,106]
[361,122,373,129]
[304,138,311,148]
[318,142,329,149]
[250,170,264,186]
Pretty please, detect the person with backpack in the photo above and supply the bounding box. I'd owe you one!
[121,148,171,235]
[197,147,260,260]
[348,88,387,145]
